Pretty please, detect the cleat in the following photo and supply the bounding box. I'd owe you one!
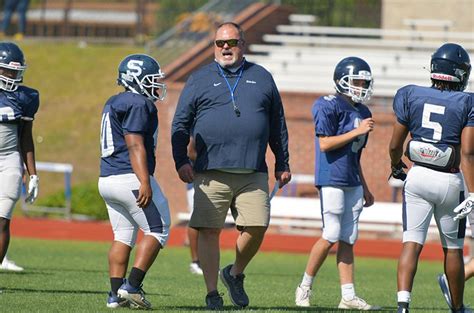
[295,284,312,307]
[338,296,381,310]
[205,290,224,310]
[219,264,249,308]
[117,280,151,309]
[0,257,24,272]
[189,262,203,275]
[438,273,453,310]
[106,291,129,308]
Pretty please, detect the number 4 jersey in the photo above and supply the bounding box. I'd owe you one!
[312,94,372,187]
[0,86,39,154]
[100,92,158,177]
[393,85,474,154]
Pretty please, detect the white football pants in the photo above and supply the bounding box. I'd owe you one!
[98,173,170,247]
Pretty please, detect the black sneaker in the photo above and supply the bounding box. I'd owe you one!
[205,290,224,310]
[219,264,249,308]
[397,303,409,313]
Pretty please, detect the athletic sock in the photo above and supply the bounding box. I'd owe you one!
[110,277,124,294]
[341,283,356,301]
[128,267,146,289]
[300,272,314,288]
[397,290,411,304]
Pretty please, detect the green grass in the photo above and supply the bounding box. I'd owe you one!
[1,238,472,312]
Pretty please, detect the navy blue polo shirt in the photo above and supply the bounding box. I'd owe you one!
[172,60,290,173]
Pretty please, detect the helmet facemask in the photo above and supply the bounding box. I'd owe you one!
[336,70,373,104]
[118,65,167,102]
[0,62,25,92]
[140,72,167,101]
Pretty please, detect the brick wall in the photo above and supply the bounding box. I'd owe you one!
[158,84,397,222]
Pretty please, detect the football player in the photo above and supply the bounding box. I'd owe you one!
[389,43,473,313]
[295,57,380,310]
[98,54,170,309]
[0,42,39,275]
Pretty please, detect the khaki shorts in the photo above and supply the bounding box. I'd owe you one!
[189,170,270,229]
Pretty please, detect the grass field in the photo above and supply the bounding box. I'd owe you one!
[0,238,471,312]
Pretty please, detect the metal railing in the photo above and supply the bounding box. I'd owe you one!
[146,0,266,67]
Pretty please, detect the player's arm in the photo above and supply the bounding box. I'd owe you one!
[19,120,37,177]
[20,120,39,203]
[319,117,374,152]
[125,133,151,208]
[461,126,474,193]
[454,126,474,220]
[359,163,374,207]
[388,121,409,180]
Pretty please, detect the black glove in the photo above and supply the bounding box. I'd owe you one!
[389,161,407,181]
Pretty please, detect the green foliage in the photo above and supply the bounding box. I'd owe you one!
[36,181,107,220]
[155,0,209,36]
[2,238,471,312]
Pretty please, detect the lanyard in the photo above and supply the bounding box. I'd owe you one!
[216,62,244,117]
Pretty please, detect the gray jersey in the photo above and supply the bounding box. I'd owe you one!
[0,123,19,154]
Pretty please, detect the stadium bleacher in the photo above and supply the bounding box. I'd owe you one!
[245,14,474,98]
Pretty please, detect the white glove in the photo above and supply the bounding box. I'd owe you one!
[25,175,39,204]
[453,193,474,221]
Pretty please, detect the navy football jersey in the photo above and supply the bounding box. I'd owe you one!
[100,92,158,177]
[0,86,40,123]
[393,85,474,145]
[313,94,372,187]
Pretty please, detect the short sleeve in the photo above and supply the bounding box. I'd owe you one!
[123,103,150,134]
[467,93,474,127]
[22,90,40,119]
[393,88,409,126]
[313,98,338,136]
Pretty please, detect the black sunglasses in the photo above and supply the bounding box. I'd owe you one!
[215,39,240,48]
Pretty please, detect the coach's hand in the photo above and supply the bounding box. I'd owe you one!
[25,175,39,204]
[178,163,194,183]
[389,160,407,181]
[453,193,474,221]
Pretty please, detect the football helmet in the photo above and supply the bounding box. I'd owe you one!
[430,43,471,91]
[117,54,166,101]
[0,42,26,92]
[333,56,373,104]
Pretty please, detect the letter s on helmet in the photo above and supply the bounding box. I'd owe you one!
[117,54,166,101]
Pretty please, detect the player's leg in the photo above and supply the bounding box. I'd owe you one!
[337,186,379,310]
[295,186,342,307]
[466,213,474,281]
[221,172,269,308]
[186,184,202,274]
[0,155,22,266]
[397,166,436,312]
[99,175,139,308]
[16,0,29,35]
[435,174,467,311]
[0,0,16,34]
[188,226,203,274]
[117,176,170,309]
